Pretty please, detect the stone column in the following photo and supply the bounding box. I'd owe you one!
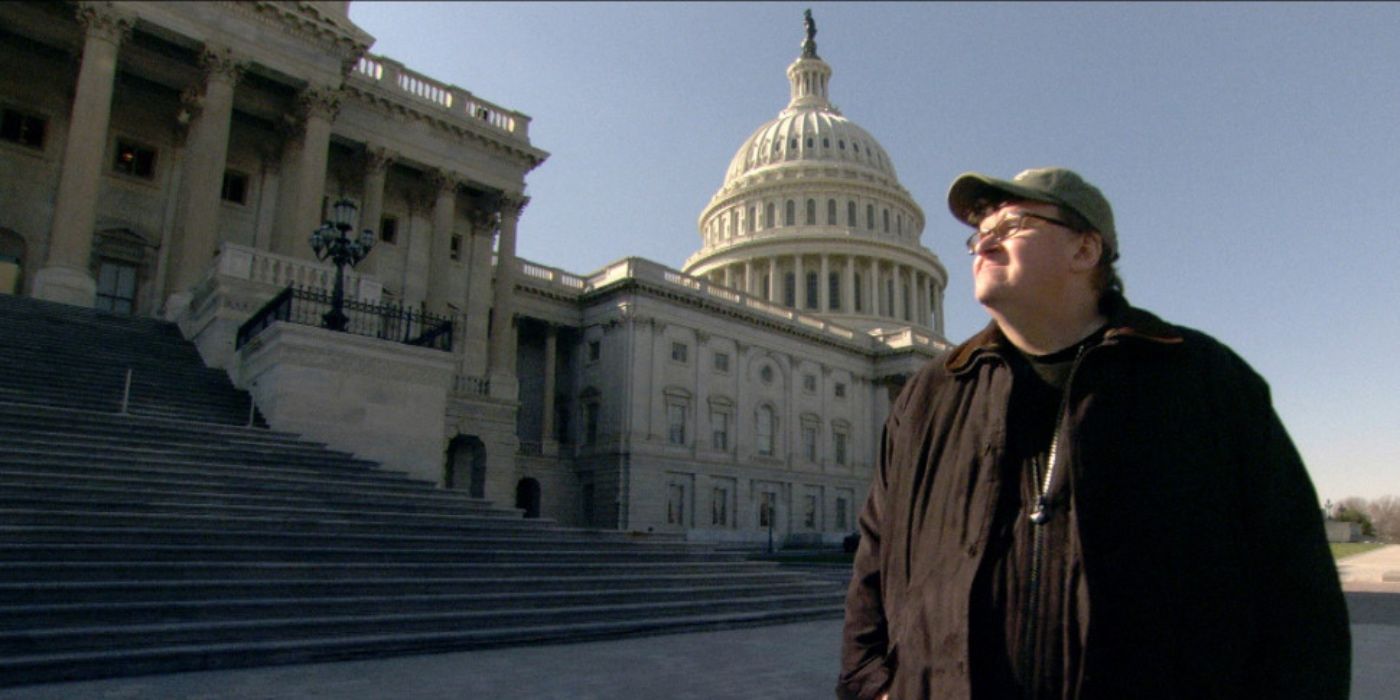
[919,273,930,328]
[272,86,340,257]
[487,195,527,399]
[459,206,495,378]
[743,259,755,296]
[842,256,855,313]
[794,255,805,309]
[541,323,559,456]
[166,46,244,307]
[424,170,458,316]
[867,258,879,317]
[893,265,906,322]
[722,265,733,289]
[33,3,132,306]
[767,257,779,303]
[358,147,394,278]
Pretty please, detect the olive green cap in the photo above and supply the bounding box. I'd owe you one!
[947,167,1118,261]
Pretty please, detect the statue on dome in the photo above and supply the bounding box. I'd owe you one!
[802,9,819,58]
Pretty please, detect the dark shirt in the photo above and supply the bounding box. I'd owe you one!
[970,328,1104,699]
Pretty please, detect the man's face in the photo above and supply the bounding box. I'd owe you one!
[970,201,1085,314]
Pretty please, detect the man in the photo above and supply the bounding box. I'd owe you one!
[837,168,1349,699]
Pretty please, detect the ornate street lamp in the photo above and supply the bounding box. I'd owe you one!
[309,198,374,332]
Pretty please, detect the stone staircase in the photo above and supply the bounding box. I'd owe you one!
[0,295,846,687]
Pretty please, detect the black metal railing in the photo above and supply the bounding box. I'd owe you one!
[236,286,454,352]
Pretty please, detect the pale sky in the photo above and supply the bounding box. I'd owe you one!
[347,2,1400,505]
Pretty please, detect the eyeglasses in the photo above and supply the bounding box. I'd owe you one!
[965,212,1074,255]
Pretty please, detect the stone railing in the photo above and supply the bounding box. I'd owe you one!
[210,243,383,304]
[452,374,490,397]
[512,256,866,346]
[352,54,530,140]
[870,326,949,352]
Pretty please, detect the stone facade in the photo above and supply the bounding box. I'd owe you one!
[0,2,949,545]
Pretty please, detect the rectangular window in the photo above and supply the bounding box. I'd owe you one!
[713,352,729,373]
[834,431,848,465]
[804,494,818,529]
[711,409,729,451]
[803,374,817,393]
[1,108,46,149]
[671,342,688,363]
[834,382,846,398]
[759,492,776,528]
[829,272,840,311]
[584,403,599,446]
[588,340,601,362]
[667,483,686,525]
[805,272,818,310]
[94,261,137,315]
[783,273,796,308]
[667,403,687,445]
[756,407,774,457]
[379,216,399,245]
[854,273,863,312]
[712,487,729,526]
[450,234,463,260]
[835,497,849,530]
[113,139,157,179]
[803,425,818,462]
[220,170,248,204]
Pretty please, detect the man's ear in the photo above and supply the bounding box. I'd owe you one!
[1070,231,1104,272]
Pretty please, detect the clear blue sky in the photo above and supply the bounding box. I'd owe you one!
[347,2,1400,504]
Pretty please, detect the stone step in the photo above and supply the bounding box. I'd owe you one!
[0,454,438,493]
[0,542,737,565]
[0,478,505,515]
[0,570,811,605]
[0,593,844,656]
[0,581,842,630]
[0,402,299,444]
[0,438,381,470]
[0,605,843,687]
[0,472,512,516]
[0,559,771,584]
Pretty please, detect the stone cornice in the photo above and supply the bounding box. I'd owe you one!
[223,1,373,71]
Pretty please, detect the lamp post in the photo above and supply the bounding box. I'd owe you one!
[309,198,375,332]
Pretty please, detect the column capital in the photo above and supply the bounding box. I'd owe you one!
[298,85,342,121]
[427,169,461,197]
[500,193,530,219]
[199,45,246,85]
[363,146,397,177]
[76,2,134,45]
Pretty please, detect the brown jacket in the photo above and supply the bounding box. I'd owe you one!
[838,303,1349,699]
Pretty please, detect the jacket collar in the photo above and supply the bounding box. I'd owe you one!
[944,296,1183,375]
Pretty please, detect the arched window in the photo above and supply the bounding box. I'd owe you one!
[823,138,830,148]
[827,199,837,225]
[847,201,857,227]
[747,206,756,233]
[897,214,902,235]
[756,405,776,456]
[805,137,813,148]
[883,209,890,233]
[783,272,796,307]
[867,204,875,230]
[765,202,775,228]
[789,138,797,150]
[805,271,818,310]
[853,272,863,312]
[805,199,816,225]
[828,272,841,311]
[785,200,796,226]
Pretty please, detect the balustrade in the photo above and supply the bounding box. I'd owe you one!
[351,55,530,139]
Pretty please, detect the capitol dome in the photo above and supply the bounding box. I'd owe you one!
[683,13,948,337]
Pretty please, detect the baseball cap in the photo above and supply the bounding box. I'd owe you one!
[947,167,1118,261]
